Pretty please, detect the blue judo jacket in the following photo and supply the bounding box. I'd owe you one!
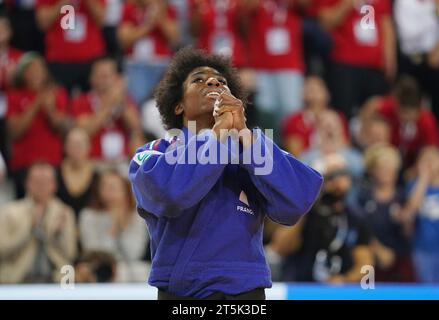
[129,127,323,298]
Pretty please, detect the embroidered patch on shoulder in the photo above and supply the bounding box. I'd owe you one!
[132,150,162,165]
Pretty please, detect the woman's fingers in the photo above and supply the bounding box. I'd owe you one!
[214,104,244,116]
[219,92,243,107]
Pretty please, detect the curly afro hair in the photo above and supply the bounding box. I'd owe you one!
[154,46,247,130]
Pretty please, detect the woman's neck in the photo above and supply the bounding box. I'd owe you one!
[94,88,109,98]
[109,201,129,213]
[184,116,215,133]
[306,102,326,115]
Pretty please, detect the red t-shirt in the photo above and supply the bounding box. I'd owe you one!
[71,92,137,160]
[121,3,176,59]
[305,0,326,17]
[189,0,246,67]
[377,96,439,165]
[282,109,350,152]
[318,0,391,69]
[36,0,106,62]
[246,0,304,70]
[6,87,68,170]
[0,48,22,91]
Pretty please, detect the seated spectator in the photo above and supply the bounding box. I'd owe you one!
[7,52,70,198]
[271,154,373,283]
[317,0,395,117]
[300,109,364,179]
[0,162,77,284]
[118,0,179,105]
[0,12,22,163]
[75,251,117,283]
[71,56,143,165]
[240,0,308,141]
[356,144,414,282]
[57,127,98,217]
[36,0,106,94]
[79,169,148,282]
[361,75,439,168]
[282,75,349,157]
[401,146,439,283]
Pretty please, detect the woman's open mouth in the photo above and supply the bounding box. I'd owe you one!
[205,91,222,99]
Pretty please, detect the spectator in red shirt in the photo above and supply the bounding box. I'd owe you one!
[317,0,396,117]
[240,0,308,142]
[189,0,246,68]
[118,0,179,105]
[71,56,143,165]
[189,0,259,122]
[7,52,70,198]
[362,75,439,168]
[0,13,22,164]
[36,0,106,94]
[282,75,349,157]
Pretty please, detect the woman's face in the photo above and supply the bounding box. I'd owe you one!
[0,19,11,45]
[26,165,57,204]
[65,129,90,163]
[303,76,329,107]
[90,60,118,94]
[176,66,231,123]
[99,173,127,207]
[364,120,391,147]
[316,111,345,146]
[23,58,48,90]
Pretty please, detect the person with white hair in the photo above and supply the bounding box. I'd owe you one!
[0,162,77,283]
[356,144,414,282]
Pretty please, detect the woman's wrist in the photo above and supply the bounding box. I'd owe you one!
[239,128,253,150]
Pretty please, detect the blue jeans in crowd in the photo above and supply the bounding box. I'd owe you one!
[255,70,304,143]
[125,60,169,106]
[412,250,439,283]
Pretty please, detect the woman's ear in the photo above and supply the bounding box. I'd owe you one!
[175,103,184,115]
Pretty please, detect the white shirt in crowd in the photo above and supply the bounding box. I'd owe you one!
[394,0,439,55]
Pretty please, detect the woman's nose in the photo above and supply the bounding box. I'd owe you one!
[206,77,221,87]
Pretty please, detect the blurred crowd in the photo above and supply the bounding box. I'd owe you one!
[0,0,439,285]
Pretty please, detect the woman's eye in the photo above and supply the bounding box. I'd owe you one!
[193,78,204,83]
[219,79,227,85]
